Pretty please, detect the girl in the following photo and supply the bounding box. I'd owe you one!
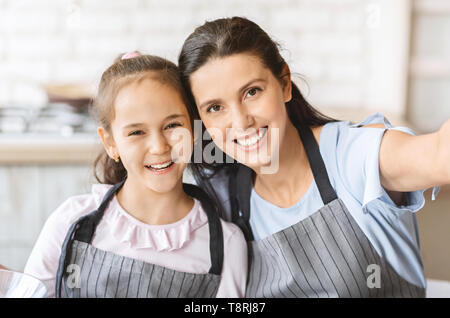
[178,17,450,297]
[23,52,247,298]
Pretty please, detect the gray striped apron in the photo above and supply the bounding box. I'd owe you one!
[229,123,425,298]
[55,181,224,298]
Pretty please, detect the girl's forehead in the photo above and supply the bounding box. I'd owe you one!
[113,79,189,124]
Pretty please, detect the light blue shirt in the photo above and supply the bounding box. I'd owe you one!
[249,112,440,288]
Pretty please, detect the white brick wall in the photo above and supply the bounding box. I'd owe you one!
[0,0,391,112]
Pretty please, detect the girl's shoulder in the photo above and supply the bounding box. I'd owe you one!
[48,183,113,228]
[219,218,246,243]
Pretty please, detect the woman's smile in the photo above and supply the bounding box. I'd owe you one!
[233,125,268,152]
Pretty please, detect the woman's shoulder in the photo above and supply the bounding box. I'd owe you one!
[316,112,400,151]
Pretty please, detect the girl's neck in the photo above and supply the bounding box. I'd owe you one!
[116,178,194,225]
[254,121,313,208]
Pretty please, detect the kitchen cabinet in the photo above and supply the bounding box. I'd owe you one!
[0,164,94,270]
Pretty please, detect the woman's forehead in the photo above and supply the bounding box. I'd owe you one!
[190,54,271,96]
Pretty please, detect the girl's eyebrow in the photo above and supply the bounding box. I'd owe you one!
[198,78,266,109]
[122,114,185,130]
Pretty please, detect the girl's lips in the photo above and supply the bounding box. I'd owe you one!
[145,160,176,175]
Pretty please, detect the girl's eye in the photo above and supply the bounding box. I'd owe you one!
[128,130,144,136]
[206,104,222,113]
[246,87,262,98]
[165,122,182,130]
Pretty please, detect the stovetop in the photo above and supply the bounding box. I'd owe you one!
[0,103,97,137]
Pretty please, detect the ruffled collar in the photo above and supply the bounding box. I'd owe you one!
[91,184,208,251]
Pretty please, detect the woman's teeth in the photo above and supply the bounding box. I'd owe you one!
[235,127,267,147]
[146,161,174,171]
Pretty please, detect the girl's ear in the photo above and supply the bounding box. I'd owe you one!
[280,63,292,103]
[97,126,118,160]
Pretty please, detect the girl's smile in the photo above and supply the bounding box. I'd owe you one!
[103,77,193,193]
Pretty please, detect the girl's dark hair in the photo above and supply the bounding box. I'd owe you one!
[178,16,337,179]
[92,53,194,185]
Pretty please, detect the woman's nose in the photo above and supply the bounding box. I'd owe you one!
[231,104,254,130]
[148,132,170,155]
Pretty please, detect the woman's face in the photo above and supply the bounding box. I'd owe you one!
[99,77,193,193]
[189,53,291,171]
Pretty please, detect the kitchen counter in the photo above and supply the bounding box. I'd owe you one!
[0,133,102,164]
[0,109,421,165]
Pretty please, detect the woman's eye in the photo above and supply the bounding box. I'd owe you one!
[128,130,144,136]
[246,87,261,98]
[165,122,182,129]
[206,104,222,113]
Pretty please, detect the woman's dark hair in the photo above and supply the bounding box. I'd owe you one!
[178,17,337,180]
[92,53,195,185]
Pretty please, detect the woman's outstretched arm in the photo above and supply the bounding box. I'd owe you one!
[368,119,450,192]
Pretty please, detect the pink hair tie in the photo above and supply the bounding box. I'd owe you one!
[121,51,141,60]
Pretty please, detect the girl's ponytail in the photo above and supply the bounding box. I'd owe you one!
[93,151,127,185]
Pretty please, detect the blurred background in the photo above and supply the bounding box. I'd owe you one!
[0,0,449,294]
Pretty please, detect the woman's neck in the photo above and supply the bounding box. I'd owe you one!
[116,179,194,225]
[254,121,313,208]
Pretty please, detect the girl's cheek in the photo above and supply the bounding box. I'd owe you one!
[168,128,193,163]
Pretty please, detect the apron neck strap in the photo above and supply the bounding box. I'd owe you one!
[73,179,126,243]
[56,180,224,297]
[295,123,337,205]
[183,183,224,275]
[232,124,337,241]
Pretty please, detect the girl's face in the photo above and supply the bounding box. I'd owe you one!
[99,78,193,193]
[189,53,291,170]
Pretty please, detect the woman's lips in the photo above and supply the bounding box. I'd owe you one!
[233,126,268,152]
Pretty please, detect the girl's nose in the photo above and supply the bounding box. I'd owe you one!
[148,132,170,155]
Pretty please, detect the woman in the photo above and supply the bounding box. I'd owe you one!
[178,17,449,297]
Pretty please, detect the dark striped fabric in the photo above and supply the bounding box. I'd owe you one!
[246,198,425,298]
[56,181,224,298]
[61,240,221,298]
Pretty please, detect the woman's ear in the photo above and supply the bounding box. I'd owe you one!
[97,126,118,160]
[280,63,292,103]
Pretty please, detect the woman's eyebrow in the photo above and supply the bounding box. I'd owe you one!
[198,78,266,109]
[238,78,265,93]
[164,114,185,121]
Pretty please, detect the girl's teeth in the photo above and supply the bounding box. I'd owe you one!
[149,161,172,169]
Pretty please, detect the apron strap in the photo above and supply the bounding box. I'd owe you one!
[55,180,126,297]
[295,124,338,205]
[183,183,224,276]
[231,164,255,241]
[73,180,126,243]
[231,125,338,242]
[56,180,224,297]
